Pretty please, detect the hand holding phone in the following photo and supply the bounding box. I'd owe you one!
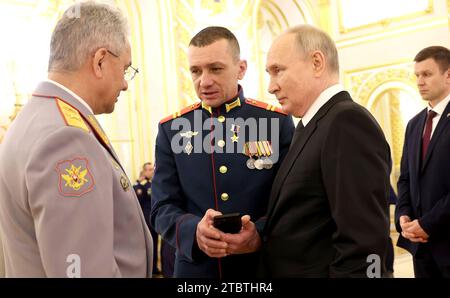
[213,213,242,234]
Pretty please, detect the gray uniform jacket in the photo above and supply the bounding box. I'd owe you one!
[0,81,153,277]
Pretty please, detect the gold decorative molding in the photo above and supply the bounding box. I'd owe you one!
[388,93,403,174]
[344,61,422,185]
[173,0,196,107]
[317,0,333,36]
[200,0,227,15]
[172,0,257,107]
[337,0,433,34]
[448,0,450,27]
[347,66,417,107]
[336,16,448,48]
[253,0,316,100]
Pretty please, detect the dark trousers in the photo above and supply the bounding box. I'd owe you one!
[413,245,450,278]
[143,208,159,274]
[161,239,176,278]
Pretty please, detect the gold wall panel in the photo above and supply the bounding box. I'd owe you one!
[344,62,423,186]
[337,0,433,34]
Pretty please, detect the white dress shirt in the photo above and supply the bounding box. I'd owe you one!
[45,79,94,114]
[426,93,450,138]
[301,84,345,127]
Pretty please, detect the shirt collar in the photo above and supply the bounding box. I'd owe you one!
[45,79,94,114]
[301,84,345,126]
[427,92,450,116]
[201,85,244,115]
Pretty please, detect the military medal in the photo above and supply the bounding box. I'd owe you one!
[180,131,198,139]
[184,141,193,155]
[246,158,256,169]
[242,142,255,170]
[263,158,273,169]
[254,158,264,170]
[180,130,196,155]
[230,124,240,143]
[262,141,274,169]
[120,175,130,191]
[242,140,274,170]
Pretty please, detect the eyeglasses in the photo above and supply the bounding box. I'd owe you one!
[107,49,139,81]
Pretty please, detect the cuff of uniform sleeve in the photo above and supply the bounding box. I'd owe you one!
[176,214,201,262]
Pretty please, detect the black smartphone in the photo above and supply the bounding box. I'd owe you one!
[213,213,242,234]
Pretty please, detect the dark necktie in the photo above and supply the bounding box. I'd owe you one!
[289,120,305,150]
[422,110,437,161]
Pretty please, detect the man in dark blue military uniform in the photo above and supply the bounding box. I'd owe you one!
[151,26,295,278]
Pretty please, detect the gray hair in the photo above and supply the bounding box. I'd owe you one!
[286,25,339,74]
[48,1,130,72]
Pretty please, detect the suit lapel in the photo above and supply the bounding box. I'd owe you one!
[421,101,450,172]
[265,92,351,225]
[412,109,427,179]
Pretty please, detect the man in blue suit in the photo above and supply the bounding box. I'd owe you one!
[395,46,450,278]
[151,26,294,278]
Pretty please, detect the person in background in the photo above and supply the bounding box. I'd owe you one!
[395,46,450,278]
[134,163,159,274]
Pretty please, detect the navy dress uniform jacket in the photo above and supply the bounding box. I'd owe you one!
[134,179,153,224]
[151,87,294,278]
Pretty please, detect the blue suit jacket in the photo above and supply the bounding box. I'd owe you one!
[151,87,294,277]
[396,100,450,265]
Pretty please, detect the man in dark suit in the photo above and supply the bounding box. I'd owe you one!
[395,46,450,278]
[260,25,391,277]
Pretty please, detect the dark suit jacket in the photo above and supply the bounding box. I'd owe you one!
[260,91,391,277]
[395,100,450,265]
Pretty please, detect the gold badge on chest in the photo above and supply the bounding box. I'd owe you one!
[120,175,130,191]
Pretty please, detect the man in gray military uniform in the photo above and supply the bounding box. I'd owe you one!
[0,1,152,277]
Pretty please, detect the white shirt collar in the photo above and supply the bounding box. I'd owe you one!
[301,84,345,126]
[427,92,450,116]
[45,79,94,114]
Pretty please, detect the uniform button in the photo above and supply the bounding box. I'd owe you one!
[218,116,225,123]
[218,140,226,148]
[221,193,229,201]
[219,166,228,174]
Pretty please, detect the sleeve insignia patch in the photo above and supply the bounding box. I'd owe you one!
[55,157,95,197]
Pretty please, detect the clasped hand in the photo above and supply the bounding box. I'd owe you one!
[399,215,429,243]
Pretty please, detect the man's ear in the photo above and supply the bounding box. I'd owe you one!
[311,50,326,77]
[237,59,247,80]
[92,48,108,78]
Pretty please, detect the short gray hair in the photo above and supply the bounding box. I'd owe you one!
[48,1,130,72]
[286,25,339,74]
